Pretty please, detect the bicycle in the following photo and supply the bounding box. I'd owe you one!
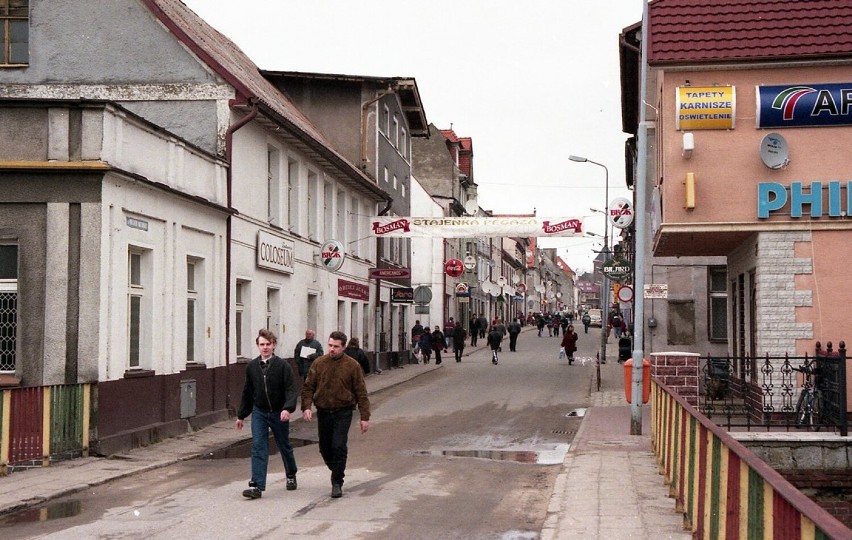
[792,364,823,430]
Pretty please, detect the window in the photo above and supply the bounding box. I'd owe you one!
[235,281,244,358]
[186,259,198,363]
[324,181,334,241]
[287,159,299,233]
[0,243,17,372]
[1,1,28,66]
[127,249,146,368]
[349,197,360,258]
[307,171,318,240]
[709,267,728,341]
[267,147,281,225]
[382,105,389,135]
[383,167,389,184]
[266,287,279,333]
[400,127,407,158]
[392,116,399,146]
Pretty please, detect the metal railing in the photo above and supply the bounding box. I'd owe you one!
[699,343,847,435]
[652,379,850,539]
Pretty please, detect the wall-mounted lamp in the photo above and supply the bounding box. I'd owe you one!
[682,132,694,159]
[685,172,696,209]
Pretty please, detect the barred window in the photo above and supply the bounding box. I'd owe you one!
[1,0,28,66]
[0,243,18,372]
[708,267,728,341]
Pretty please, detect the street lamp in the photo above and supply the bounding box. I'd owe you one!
[570,155,610,368]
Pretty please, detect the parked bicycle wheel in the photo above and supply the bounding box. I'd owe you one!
[795,389,823,430]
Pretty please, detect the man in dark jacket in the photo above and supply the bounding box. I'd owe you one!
[295,329,323,380]
[302,331,371,499]
[507,318,522,352]
[236,329,299,499]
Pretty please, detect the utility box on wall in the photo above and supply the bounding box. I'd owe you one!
[180,380,197,419]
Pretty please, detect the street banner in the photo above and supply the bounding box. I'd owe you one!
[757,83,852,128]
[369,216,583,238]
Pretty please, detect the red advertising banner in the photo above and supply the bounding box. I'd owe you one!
[338,279,370,301]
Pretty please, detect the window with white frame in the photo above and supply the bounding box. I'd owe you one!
[349,197,360,258]
[186,257,205,364]
[266,287,279,333]
[708,267,728,341]
[392,116,399,147]
[267,147,281,225]
[127,247,151,369]
[307,171,318,240]
[0,243,18,372]
[287,158,299,233]
[324,181,334,241]
[235,280,248,358]
[1,0,28,66]
[393,174,397,191]
[382,104,389,135]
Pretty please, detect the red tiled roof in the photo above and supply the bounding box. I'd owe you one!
[649,0,852,64]
[439,129,460,143]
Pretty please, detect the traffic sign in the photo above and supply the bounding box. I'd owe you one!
[617,285,634,303]
[413,285,432,303]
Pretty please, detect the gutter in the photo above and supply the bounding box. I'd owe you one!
[223,97,258,413]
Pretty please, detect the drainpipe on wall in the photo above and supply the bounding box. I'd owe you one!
[360,86,395,170]
[374,198,393,370]
[223,97,258,414]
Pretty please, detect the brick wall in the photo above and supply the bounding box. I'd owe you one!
[779,468,852,529]
[650,352,700,406]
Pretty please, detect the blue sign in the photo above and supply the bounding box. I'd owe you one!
[757,181,852,218]
[757,83,852,128]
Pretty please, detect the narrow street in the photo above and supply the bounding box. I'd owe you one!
[3,326,620,539]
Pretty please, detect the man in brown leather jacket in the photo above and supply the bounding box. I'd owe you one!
[301,330,370,498]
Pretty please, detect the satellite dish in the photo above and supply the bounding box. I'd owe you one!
[464,199,478,215]
[759,132,790,169]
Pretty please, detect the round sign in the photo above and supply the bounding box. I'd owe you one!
[320,240,345,272]
[496,276,507,288]
[463,255,476,271]
[512,273,521,284]
[444,258,464,277]
[608,197,634,229]
[617,285,634,303]
[413,285,432,303]
[517,283,527,293]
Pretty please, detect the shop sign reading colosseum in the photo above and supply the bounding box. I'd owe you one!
[257,230,295,274]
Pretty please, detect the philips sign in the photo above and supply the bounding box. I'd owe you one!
[758,181,852,218]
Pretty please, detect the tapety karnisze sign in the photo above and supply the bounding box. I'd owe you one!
[758,181,852,218]
[757,83,852,128]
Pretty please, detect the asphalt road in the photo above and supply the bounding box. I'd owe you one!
[4,326,609,540]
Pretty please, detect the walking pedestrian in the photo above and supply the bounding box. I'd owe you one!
[443,318,455,350]
[488,318,506,364]
[344,337,370,375]
[560,324,579,365]
[411,320,424,349]
[301,331,370,499]
[452,321,467,362]
[236,329,299,499]
[431,325,445,365]
[419,330,433,363]
[295,329,323,380]
[507,317,522,352]
[537,315,545,337]
[582,312,591,334]
[552,314,561,337]
[477,314,488,339]
[469,315,479,346]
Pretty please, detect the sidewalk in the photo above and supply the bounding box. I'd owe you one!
[0,332,690,539]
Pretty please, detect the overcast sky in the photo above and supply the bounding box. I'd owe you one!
[183,0,643,272]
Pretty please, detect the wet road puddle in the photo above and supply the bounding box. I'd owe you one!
[414,445,569,465]
[203,437,315,459]
[566,408,587,417]
[0,500,82,526]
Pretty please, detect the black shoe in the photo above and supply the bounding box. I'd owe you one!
[243,487,262,499]
[286,476,297,491]
[331,484,343,498]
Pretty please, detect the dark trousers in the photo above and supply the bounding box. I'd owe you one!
[454,345,464,361]
[509,333,519,351]
[433,347,442,364]
[470,331,478,346]
[317,407,353,486]
[250,407,297,490]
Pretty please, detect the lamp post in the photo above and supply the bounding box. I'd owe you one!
[570,155,610,367]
